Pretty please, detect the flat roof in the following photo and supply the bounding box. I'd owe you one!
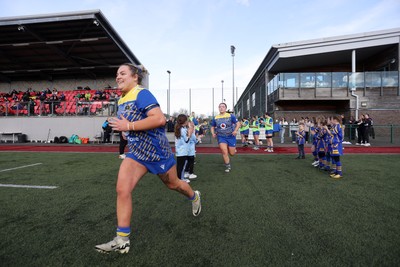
[245,27,400,92]
[0,10,145,82]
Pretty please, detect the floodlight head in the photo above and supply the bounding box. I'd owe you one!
[231,45,236,56]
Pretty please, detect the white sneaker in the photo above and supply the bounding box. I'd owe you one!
[192,190,201,216]
[182,178,190,183]
[253,146,259,150]
[184,172,189,178]
[95,236,130,254]
[118,154,126,159]
[225,165,231,173]
[364,143,371,146]
[361,143,366,146]
[355,143,360,145]
[312,161,319,166]
[188,173,197,179]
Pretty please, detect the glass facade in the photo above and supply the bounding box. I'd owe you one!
[267,71,399,95]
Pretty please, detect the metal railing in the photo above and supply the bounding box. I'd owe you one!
[0,99,118,117]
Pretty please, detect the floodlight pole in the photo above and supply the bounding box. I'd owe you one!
[167,70,171,117]
[231,45,236,113]
[221,80,224,103]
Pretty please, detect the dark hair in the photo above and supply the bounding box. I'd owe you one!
[120,63,146,85]
[219,102,227,108]
[174,114,188,139]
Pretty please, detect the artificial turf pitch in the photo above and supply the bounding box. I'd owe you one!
[0,152,399,266]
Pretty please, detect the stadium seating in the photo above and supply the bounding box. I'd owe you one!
[0,89,120,116]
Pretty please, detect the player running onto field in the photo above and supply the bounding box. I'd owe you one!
[95,63,201,254]
[211,103,240,173]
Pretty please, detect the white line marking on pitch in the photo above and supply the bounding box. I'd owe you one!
[0,163,43,173]
[0,184,57,189]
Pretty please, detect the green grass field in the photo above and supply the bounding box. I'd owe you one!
[1,152,399,266]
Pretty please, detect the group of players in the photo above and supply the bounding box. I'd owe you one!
[238,114,275,152]
[310,116,344,179]
[238,114,344,179]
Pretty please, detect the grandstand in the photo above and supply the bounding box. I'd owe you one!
[0,10,146,142]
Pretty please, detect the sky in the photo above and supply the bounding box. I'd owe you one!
[1,0,400,116]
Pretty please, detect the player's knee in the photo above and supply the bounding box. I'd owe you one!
[116,186,131,198]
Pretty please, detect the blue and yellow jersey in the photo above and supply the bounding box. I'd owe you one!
[316,127,327,151]
[331,123,343,144]
[297,129,306,145]
[211,113,238,136]
[117,86,172,162]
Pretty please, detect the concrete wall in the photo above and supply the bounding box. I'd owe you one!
[1,116,107,142]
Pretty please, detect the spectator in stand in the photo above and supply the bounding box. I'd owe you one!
[48,94,59,115]
[279,117,288,144]
[355,115,365,145]
[84,92,91,101]
[28,98,36,116]
[289,118,299,143]
[60,92,66,101]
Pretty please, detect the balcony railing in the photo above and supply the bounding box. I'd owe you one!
[267,71,399,95]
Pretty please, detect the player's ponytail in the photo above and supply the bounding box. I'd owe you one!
[174,114,188,139]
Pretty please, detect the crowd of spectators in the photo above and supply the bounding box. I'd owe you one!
[0,87,120,116]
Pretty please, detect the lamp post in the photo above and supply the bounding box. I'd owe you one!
[221,80,224,103]
[167,70,171,117]
[231,45,235,113]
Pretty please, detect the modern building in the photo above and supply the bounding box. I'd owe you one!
[235,28,400,125]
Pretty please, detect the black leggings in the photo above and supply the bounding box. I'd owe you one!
[176,156,195,179]
[119,132,127,154]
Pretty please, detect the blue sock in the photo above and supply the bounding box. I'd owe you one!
[117,226,131,237]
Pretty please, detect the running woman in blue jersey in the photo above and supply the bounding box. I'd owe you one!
[95,63,201,254]
[210,103,240,173]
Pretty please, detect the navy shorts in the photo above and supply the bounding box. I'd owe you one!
[126,153,176,174]
[217,135,237,147]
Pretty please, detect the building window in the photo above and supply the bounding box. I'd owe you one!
[251,92,256,107]
[246,98,250,111]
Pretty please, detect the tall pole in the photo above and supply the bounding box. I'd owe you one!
[189,88,192,114]
[212,87,215,116]
[167,70,171,117]
[221,80,224,103]
[231,45,236,113]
